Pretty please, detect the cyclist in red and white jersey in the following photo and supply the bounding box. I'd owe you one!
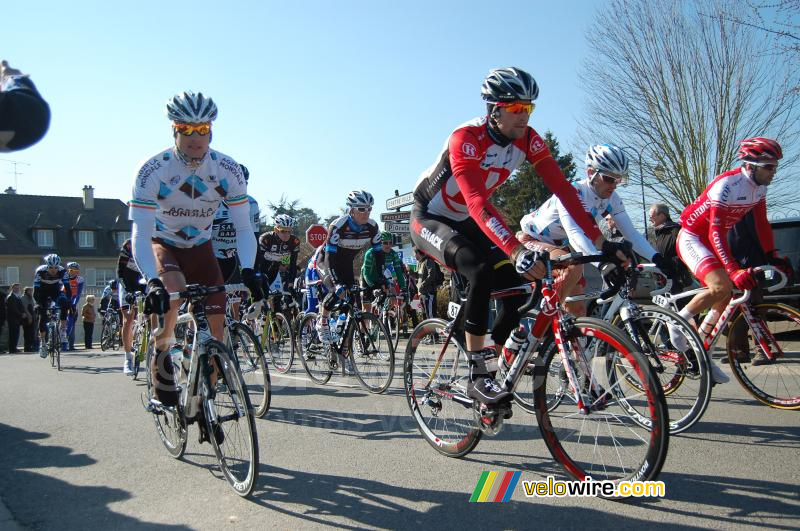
[676,137,792,369]
[410,67,630,405]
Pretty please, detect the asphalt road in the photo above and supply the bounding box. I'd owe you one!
[0,343,798,530]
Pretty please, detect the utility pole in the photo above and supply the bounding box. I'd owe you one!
[0,158,30,191]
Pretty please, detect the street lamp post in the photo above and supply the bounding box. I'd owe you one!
[619,142,658,235]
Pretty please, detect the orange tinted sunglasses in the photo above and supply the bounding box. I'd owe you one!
[174,122,211,136]
[496,101,535,114]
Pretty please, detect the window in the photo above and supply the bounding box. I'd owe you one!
[5,267,19,284]
[36,229,54,248]
[115,231,131,248]
[84,268,96,287]
[94,268,116,287]
[78,230,95,248]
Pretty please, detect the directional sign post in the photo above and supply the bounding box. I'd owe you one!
[380,211,411,222]
[385,222,410,234]
[305,224,327,248]
[386,192,414,210]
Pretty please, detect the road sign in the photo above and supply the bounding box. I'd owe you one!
[305,224,327,248]
[386,192,414,210]
[380,211,411,222]
[385,222,410,234]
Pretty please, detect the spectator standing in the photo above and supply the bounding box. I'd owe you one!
[415,247,443,319]
[82,295,96,350]
[649,203,692,292]
[0,285,7,353]
[22,287,37,352]
[5,283,25,353]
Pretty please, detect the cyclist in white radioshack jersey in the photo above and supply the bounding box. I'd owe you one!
[519,145,668,315]
[673,137,791,371]
[129,91,263,412]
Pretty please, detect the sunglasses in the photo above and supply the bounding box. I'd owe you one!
[275,227,292,233]
[595,171,624,185]
[353,206,372,213]
[173,122,211,136]
[748,161,778,171]
[496,101,535,114]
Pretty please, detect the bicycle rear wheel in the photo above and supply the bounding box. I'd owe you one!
[229,322,271,418]
[534,317,669,491]
[48,324,56,368]
[727,303,800,409]
[144,345,187,458]
[383,307,400,351]
[404,319,481,457]
[348,312,395,393]
[264,312,294,373]
[610,306,711,434]
[297,313,333,384]
[205,339,259,497]
[100,320,110,352]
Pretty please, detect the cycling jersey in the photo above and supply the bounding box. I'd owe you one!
[33,265,71,298]
[63,274,84,307]
[680,168,773,274]
[520,178,657,259]
[117,239,144,292]
[361,248,407,291]
[320,215,382,286]
[412,116,601,257]
[211,196,260,259]
[129,148,256,279]
[256,231,301,285]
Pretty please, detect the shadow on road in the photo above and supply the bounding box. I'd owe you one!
[675,420,800,448]
[265,406,419,443]
[0,423,189,530]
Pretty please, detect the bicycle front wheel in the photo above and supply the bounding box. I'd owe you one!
[230,322,271,418]
[205,339,259,497]
[100,320,110,352]
[383,308,400,351]
[48,325,56,368]
[610,305,711,434]
[727,303,800,409]
[264,313,294,374]
[534,317,669,490]
[297,313,333,385]
[349,312,395,393]
[145,345,187,458]
[404,319,481,457]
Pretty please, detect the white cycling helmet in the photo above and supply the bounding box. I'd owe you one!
[273,214,298,229]
[346,190,374,209]
[44,253,61,268]
[481,67,539,103]
[166,91,218,123]
[585,144,629,175]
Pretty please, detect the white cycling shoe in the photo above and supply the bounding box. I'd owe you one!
[708,358,730,385]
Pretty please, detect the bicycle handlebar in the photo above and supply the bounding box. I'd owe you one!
[729,265,788,306]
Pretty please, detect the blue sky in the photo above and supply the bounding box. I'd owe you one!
[3,0,599,220]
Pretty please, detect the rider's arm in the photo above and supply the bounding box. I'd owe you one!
[361,248,379,286]
[609,204,658,259]
[393,252,407,291]
[130,206,158,279]
[557,198,601,256]
[61,271,72,301]
[322,224,342,284]
[228,197,257,269]
[288,237,300,281]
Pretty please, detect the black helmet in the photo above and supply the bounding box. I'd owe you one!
[108,279,119,290]
[239,164,250,182]
[481,67,539,103]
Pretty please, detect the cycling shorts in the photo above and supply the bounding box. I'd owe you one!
[152,238,225,315]
[676,229,722,286]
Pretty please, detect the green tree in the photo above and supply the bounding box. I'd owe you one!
[263,195,321,238]
[491,131,577,231]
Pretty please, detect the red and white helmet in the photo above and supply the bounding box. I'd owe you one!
[737,137,782,162]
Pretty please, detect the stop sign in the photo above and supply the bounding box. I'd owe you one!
[306,224,327,248]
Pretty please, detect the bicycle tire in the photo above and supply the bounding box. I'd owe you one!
[204,339,259,497]
[48,323,57,368]
[727,303,800,410]
[56,335,61,371]
[404,318,481,457]
[229,322,271,418]
[264,312,294,373]
[512,333,563,414]
[100,320,110,352]
[348,312,395,393]
[609,305,712,434]
[534,317,669,492]
[297,313,333,385]
[382,305,400,351]
[145,345,188,458]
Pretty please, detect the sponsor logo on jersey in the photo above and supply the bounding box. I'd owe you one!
[737,196,746,200]
[485,216,512,245]
[530,137,546,154]
[337,237,371,250]
[170,175,180,186]
[208,174,217,182]
[164,206,216,218]
[685,201,710,225]
[420,227,444,251]
[137,159,162,188]
[461,142,478,158]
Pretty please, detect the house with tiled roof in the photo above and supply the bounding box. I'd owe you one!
[0,185,130,294]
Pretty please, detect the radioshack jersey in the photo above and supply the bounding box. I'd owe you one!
[129,148,248,249]
[680,168,773,273]
[413,116,601,256]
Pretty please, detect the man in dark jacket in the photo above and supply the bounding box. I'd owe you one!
[22,286,37,352]
[649,203,692,291]
[0,285,7,353]
[415,247,443,319]
[6,283,26,353]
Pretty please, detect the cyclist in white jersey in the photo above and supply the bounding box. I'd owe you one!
[129,91,262,409]
[520,145,670,314]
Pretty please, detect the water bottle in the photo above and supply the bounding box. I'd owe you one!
[329,317,339,342]
[181,346,192,372]
[500,327,531,376]
[335,313,347,335]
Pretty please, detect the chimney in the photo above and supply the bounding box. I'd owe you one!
[83,185,94,210]
[4,187,16,194]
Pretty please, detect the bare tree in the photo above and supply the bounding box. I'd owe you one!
[578,0,800,220]
[716,1,800,57]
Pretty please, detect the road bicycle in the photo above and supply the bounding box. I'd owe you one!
[371,288,403,350]
[45,302,61,371]
[403,252,669,492]
[100,309,121,351]
[128,291,148,380]
[143,283,259,497]
[297,286,395,393]
[656,266,800,409]
[248,290,295,374]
